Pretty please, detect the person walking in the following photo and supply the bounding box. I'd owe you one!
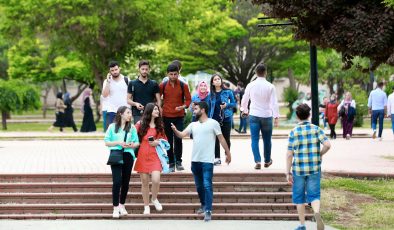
[80,88,96,132]
[368,82,388,140]
[190,81,209,122]
[240,63,279,170]
[48,92,67,132]
[234,81,247,133]
[286,103,331,230]
[100,95,109,132]
[63,92,78,132]
[162,60,188,85]
[134,103,167,214]
[104,106,139,218]
[208,74,236,166]
[319,97,328,130]
[171,101,232,222]
[387,85,394,137]
[338,92,356,140]
[325,94,339,139]
[159,63,191,172]
[127,60,161,124]
[102,61,129,131]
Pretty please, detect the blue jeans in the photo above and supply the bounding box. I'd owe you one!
[105,112,116,131]
[102,111,107,132]
[320,112,327,128]
[292,171,321,204]
[250,115,273,163]
[191,162,214,212]
[371,110,385,137]
[239,114,248,132]
[391,114,394,134]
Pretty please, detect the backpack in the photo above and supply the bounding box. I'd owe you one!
[162,80,185,103]
[124,76,129,86]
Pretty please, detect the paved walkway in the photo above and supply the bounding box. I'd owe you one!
[0,220,338,230]
[0,129,393,174]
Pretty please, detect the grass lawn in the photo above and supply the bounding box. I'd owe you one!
[0,122,104,132]
[321,177,394,230]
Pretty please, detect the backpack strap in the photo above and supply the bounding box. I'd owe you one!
[124,76,129,86]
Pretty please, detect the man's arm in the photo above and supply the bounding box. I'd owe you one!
[102,80,110,97]
[155,93,162,108]
[217,134,231,164]
[320,140,331,156]
[240,85,250,114]
[127,93,135,106]
[170,123,190,138]
[271,87,280,127]
[286,150,294,184]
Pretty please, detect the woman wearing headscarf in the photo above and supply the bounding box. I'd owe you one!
[338,92,356,140]
[63,92,78,132]
[80,88,97,132]
[48,92,67,132]
[190,81,209,122]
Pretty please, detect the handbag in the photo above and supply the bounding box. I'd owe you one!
[107,130,128,165]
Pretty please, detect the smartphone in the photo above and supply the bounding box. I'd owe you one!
[148,136,154,142]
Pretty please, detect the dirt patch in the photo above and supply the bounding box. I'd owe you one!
[321,188,376,229]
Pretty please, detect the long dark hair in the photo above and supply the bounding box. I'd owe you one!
[114,106,131,133]
[138,103,165,140]
[210,73,224,99]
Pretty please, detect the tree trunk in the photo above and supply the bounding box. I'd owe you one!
[91,90,101,123]
[42,86,51,119]
[2,110,7,130]
[288,68,296,90]
[71,84,88,102]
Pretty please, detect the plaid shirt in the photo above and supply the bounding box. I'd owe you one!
[287,121,328,176]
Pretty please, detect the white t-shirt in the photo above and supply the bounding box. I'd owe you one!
[102,74,129,113]
[185,118,222,164]
[100,95,109,111]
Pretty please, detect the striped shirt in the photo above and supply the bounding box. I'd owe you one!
[287,121,328,176]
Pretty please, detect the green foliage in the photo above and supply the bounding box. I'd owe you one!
[184,111,193,128]
[0,79,41,130]
[385,80,394,96]
[282,87,299,119]
[345,85,368,127]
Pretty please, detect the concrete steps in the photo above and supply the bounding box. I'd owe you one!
[0,173,311,220]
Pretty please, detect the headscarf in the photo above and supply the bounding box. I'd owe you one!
[81,88,92,112]
[56,92,63,99]
[64,92,71,105]
[197,81,209,100]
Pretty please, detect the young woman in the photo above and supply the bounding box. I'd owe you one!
[80,88,96,132]
[48,92,67,132]
[208,74,236,165]
[104,106,139,218]
[338,92,356,139]
[63,92,78,132]
[190,81,209,122]
[134,103,167,214]
[325,94,339,139]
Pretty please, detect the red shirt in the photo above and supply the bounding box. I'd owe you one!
[159,80,191,118]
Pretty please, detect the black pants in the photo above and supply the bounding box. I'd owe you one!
[329,124,336,139]
[163,117,184,165]
[215,121,231,159]
[110,152,134,206]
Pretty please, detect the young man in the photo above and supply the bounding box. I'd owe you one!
[162,60,188,85]
[101,61,129,131]
[368,82,388,140]
[387,85,394,137]
[286,103,331,230]
[127,60,161,124]
[171,101,231,222]
[240,63,279,170]
[234,81,247,133]
[160,64,191,172]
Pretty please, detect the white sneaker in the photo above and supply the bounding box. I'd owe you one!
[372,130,376,139]
[143,205,150,214]
[112,206,120,219]
[379,137,383,141]
[346,134,350,140]
[151,199,163,211]
[119,204,128,216]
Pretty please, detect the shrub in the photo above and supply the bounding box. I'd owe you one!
[283,87,299,119]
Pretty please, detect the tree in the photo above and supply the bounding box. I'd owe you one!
[251,0,394,70]
[0,79,40,130]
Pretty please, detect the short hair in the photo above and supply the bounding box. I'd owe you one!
[167,63,179,73]
[377,82,384,88]
[108,61,119,68]
[138,60,150,68]
[196,101,209,114]
[171,60,182,70]
[237,81,244,87]
[224,82,230,88]
[255,63,267,76]
[295,103,311,120]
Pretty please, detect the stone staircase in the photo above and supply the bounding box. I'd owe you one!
[0,172,312,220]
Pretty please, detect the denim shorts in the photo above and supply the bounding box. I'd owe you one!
[292,171,321,204]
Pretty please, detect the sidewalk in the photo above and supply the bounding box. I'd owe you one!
[0,220,338,230]
[0,129,393,174]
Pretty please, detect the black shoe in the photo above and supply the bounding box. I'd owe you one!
[176,162,184,171]
[169,163,175,173]
[204,211,212,222]
[235,129,241,133]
